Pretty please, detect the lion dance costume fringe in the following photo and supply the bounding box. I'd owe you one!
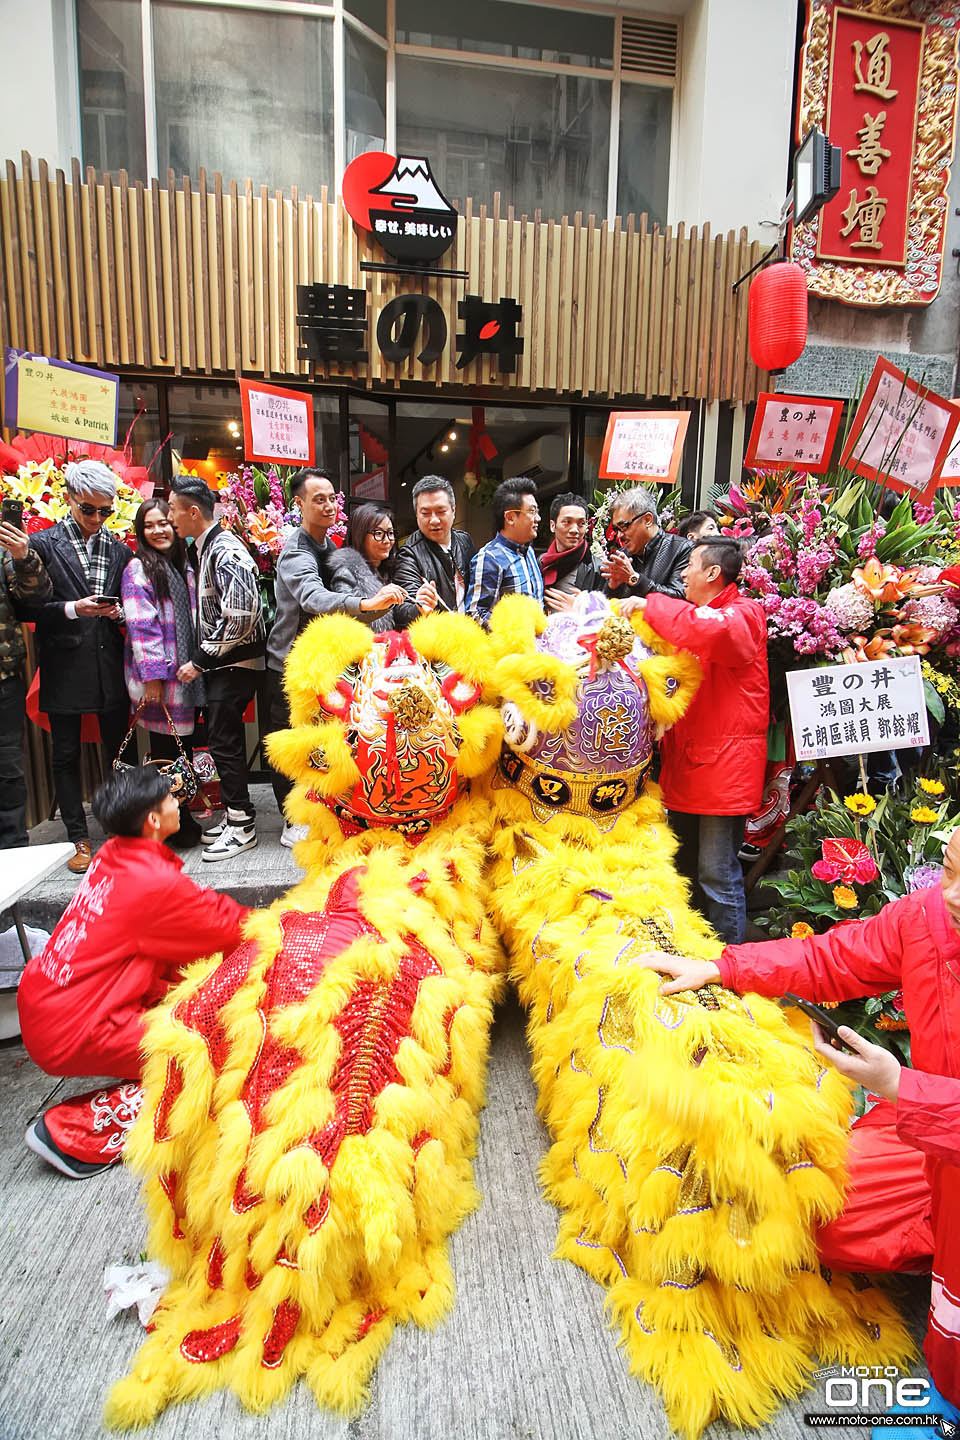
[107,596,914,1435]
[483,594,914,1438]
[105,614,506,1427]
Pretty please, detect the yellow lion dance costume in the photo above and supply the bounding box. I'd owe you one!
[483,593,914,1438]
[105,614,505,1427]
[106,596,912,1435]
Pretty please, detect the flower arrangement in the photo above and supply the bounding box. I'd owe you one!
[0,457,143,542]
[755,775,959,1062]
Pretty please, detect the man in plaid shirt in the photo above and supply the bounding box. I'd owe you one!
[168,477,265,862]
[466,477,543,629]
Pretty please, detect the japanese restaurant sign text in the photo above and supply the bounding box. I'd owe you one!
[787,654,929,760]
[599,411,690,484]
[4,347,119,446]
[239,379,315,466]
[744,392,844,474]
[839,356,959,503]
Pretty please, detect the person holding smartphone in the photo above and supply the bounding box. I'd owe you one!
[0,498,52,848]
[636,828,960,1435]
[23,460,132,872]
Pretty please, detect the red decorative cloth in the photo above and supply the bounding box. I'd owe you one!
[43,1082,143,1166]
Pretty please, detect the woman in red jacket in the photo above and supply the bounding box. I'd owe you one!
[640,828,960,1433]
[20,767,248,1178]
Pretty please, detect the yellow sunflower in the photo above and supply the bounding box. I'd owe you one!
[910,806,939,824]
[833,885,859,910]
[918,779,946,796]
[844,793,876,816]
[790,922,814,940]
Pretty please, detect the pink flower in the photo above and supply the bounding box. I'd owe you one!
[812,858,841,882]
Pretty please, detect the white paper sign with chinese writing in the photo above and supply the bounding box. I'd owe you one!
[599,410,690,483]
[787,654,929,760]
[744,393,844,474]
[239,379,315,466]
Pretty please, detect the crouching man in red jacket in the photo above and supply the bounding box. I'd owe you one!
[19,767,249,1178]
[622,535,769,943]
[640,829,960,1432]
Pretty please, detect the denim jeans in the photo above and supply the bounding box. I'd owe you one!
[670,811,748,945]
[0,673,27,848]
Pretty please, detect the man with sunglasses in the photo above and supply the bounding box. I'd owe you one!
[25,460,132,872]
[601,485,690,602]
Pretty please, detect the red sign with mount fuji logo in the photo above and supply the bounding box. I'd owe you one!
[341,152,458,264]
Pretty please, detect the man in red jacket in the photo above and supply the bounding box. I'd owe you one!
[639,829,960,1433]
[20,768,249,1178]
[622,535,769,943]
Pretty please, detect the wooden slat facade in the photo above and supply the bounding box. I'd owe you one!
[0,154,767,403]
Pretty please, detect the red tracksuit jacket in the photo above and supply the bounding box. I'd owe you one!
[718,885,960,1403]
[644,583,769,816]
[18,836,248,1079]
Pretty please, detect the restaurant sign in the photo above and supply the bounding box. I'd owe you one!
[341,152,458,264]
[791,0,960,306]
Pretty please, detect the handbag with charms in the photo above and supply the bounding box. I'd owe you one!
[113,700,202,804]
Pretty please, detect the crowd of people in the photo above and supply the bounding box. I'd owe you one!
[0,459,767,934]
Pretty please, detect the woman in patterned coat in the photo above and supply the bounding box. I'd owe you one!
[121,499,204,847]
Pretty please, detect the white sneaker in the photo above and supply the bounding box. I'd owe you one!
[280,822,309,848]
[201,823,257,862]
[201,817,227,846]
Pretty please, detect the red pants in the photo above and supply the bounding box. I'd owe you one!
[35,1007,149,1164]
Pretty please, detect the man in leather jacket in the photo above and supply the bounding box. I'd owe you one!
[601,484,690,601]
[393,476,476,628]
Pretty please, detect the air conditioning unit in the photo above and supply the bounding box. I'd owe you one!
[503,433,568,482]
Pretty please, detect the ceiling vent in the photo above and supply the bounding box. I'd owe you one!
[621,16,679,80]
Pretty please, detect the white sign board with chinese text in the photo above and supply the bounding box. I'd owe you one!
[787,654,929,760]
[839,356,959,504]
[598,410,690,483]
[744,392,844,474]
[239,379,315,466]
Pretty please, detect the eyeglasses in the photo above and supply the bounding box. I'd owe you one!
[77,503,113,518]
[372,529,395,543]
[610,516,641,538]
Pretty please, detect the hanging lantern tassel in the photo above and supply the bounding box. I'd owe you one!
[748,260,808,373]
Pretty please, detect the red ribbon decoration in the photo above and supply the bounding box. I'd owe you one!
[466,406,498,476]
[576,630,640,686]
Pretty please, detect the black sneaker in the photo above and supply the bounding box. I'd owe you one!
[24,1115,119,1179]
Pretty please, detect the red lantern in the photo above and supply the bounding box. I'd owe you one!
[748,260,808,372]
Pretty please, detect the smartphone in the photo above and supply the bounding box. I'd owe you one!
[1,497,24,529]
[92,594,121,606]
[783,993,856,1053]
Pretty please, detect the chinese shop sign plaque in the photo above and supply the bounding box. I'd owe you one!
[787,654,929,760]
[745,392,845,474]
[791,0,960,306]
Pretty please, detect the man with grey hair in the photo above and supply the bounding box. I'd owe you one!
[392,475,476,629]
[601,484,690,601]
[25,459,132,872]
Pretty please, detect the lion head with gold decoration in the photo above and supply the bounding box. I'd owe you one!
[266,613,503,854]
[487,592,701,830]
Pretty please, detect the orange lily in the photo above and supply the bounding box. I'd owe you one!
[852,556,918,603]
[890,622,939,655]
[248,509,280,546]
[841,633,898,664]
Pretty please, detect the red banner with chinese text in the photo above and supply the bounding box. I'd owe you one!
[817,9,923,270]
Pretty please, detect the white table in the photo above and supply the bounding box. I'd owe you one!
[0,842,76,967]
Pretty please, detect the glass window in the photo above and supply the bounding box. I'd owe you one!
[346,0,386,35]
[397,58,610,219]
[117,381,163,484]
[77,0,146,179]
[397,0,613,67]
[167,383,339,489]
[346,28,387,162]
[617,83,672,226]
[152,6,334,191]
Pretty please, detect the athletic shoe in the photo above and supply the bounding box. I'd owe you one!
[24,1115,120,1179]
[201,817,227,846]
[280,822,309,848]
[202,822,257,862]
